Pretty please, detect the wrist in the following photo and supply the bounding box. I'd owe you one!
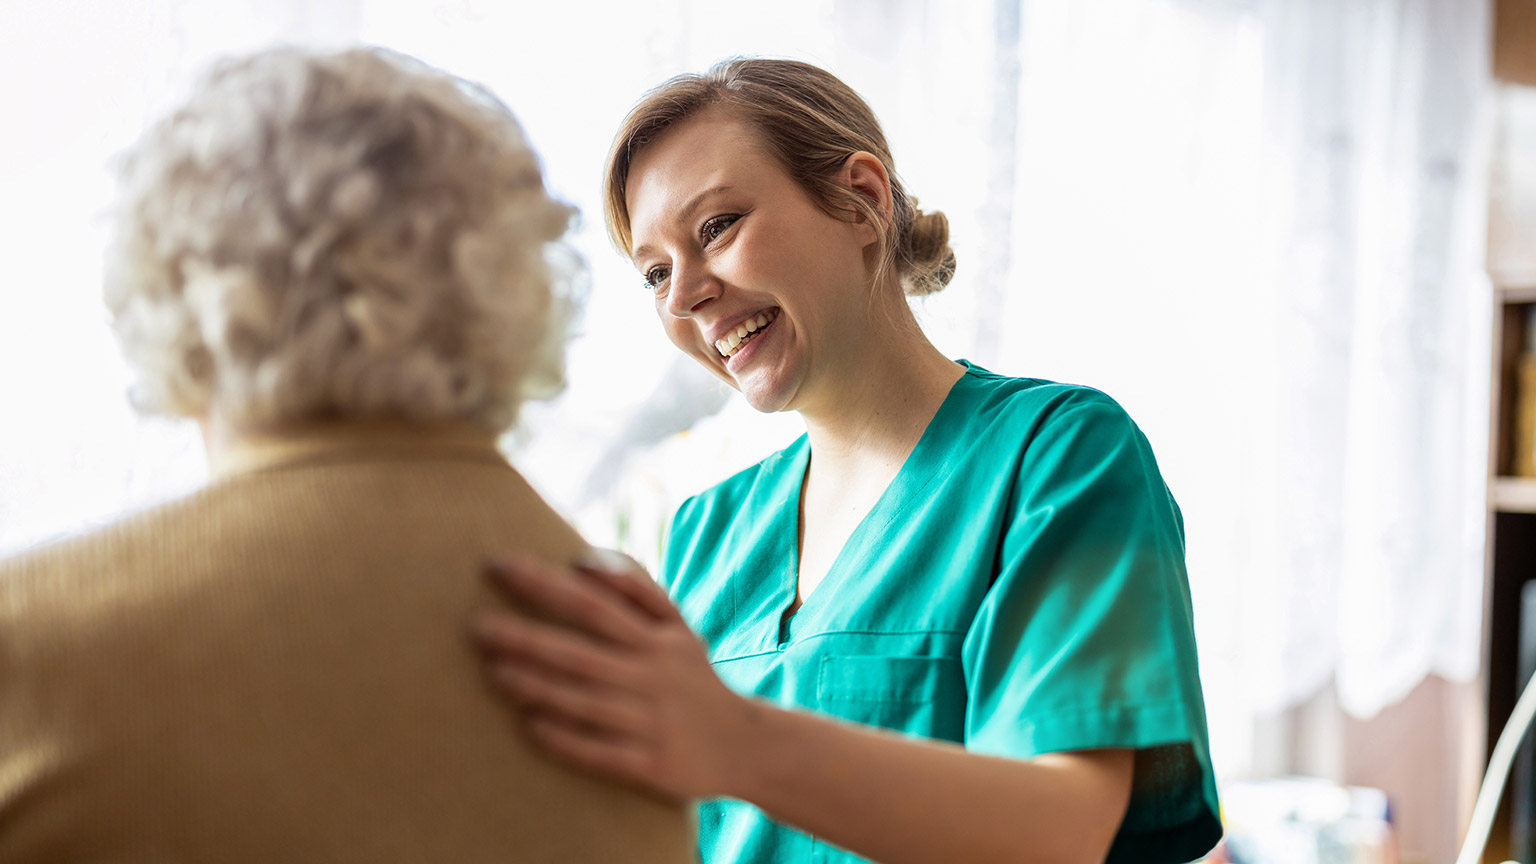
[716,695,785,801]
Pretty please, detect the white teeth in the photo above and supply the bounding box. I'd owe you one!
[715,309,780,359]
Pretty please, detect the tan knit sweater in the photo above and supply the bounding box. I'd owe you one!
[0,426,695,863]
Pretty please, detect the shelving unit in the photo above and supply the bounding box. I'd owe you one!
[1483,280,1536,864]
[1483,5,1536,851]
[1494,477,1536,514]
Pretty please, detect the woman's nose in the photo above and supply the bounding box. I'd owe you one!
[664,259,721,318]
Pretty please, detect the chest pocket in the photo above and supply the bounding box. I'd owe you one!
[811,654,968,864]
[814,654,967,743]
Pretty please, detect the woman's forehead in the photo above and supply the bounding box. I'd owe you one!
[626,115,778,236]
[629,112,767,192]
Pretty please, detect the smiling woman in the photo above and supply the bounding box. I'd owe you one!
[472,57,1223,864]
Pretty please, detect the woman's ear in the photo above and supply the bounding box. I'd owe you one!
[840,151,894,240]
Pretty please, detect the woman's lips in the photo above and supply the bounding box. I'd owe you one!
[714,308,779,359]
[722,310,779,371]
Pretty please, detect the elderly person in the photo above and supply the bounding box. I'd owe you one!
[0,47,693,863]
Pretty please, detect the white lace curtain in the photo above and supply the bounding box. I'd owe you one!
[0,0,1493,780]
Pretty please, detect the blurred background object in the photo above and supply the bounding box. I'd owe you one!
[1208,777,1398,864]
[1495,0,1536,87]
[1485,2,1536,858]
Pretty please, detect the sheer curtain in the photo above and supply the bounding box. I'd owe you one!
[973,0,1491,774]
[1251,0,1491,722]
[0,0,1493,796]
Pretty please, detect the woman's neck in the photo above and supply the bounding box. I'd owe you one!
[796,320,965,476]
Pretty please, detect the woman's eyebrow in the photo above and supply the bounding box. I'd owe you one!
[631,185,735,263]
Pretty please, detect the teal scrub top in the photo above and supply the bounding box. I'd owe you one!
[659,362,1222,864]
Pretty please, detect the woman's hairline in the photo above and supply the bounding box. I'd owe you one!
[610,102,878,259]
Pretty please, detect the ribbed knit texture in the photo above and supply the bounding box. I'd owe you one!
[0,434,694,863]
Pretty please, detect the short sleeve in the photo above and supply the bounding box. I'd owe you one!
[960,392,1222,864]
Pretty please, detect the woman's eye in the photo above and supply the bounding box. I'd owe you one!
[700,215,740,246]
[642,265,670,291]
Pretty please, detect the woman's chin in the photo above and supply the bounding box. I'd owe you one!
[736,375,797,414]
[691,360,793,415]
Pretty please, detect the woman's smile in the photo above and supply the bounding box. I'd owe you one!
[714,307,780,364]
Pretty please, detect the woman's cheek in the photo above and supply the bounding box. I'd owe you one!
[659,319,719,371]
[660,318,690,353]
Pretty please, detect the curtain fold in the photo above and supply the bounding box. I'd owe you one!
[1255,0,1492,720]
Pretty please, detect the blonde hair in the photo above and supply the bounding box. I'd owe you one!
[105,46,578,432]
[603,57,955,297]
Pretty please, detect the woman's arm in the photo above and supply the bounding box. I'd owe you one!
[734,703,1130,864]
[470,553,1133,864]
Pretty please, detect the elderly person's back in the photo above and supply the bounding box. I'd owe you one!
[0,47,694,863]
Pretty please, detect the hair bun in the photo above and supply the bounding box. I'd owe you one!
[902,208,956,297]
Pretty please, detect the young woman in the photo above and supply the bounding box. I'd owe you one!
[471,58,1222,864]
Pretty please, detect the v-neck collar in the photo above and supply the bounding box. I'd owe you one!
[774,362,978,646]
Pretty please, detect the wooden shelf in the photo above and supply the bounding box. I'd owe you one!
[1496,0,1536,85]
[1495,477,1536,513]
[1497,283,1536,304]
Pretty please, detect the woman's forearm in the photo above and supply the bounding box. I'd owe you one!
[727,701,1132,864]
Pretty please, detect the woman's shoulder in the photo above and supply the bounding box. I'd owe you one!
[954,362,1141,441]
[669,434,808,533]
[660,435,807,597]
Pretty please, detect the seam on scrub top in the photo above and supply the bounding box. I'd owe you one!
[780,628,970,649]
[709,649,788,665]
[1010,697,1195,730]
[711,629,970,661]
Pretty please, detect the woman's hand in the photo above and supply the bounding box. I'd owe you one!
[470,551,1134,864]
[470,551,758,803]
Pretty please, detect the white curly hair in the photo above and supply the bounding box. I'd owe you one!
[105,46,578,432]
